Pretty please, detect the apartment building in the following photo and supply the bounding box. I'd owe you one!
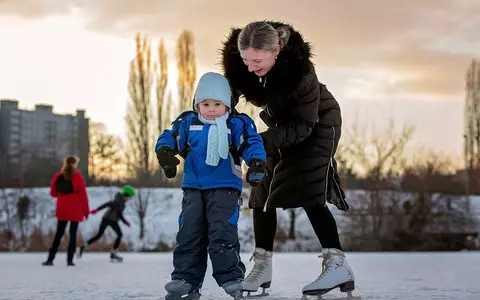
[0,99,89,186]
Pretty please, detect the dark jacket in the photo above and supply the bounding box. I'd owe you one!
[96,193,128,223]
[220,21,349,211]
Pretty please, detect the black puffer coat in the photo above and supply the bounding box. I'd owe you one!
[221,21,349,211]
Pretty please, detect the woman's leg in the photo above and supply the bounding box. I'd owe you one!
[304,205,342,250]
[243,207,277,293]
[253,207,277,251]
[67,222,79,263]
[302,205,355,295]
[44,220,68,264]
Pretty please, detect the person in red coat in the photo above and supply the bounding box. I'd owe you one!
[42,155,89,266]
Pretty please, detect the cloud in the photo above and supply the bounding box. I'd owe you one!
[1,0,479,97]
[0,0,73,18]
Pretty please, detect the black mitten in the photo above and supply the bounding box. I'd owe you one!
[246,158,266,187]
[156,146,180,179]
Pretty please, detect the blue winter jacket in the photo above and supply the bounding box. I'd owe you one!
[155,112,266,191]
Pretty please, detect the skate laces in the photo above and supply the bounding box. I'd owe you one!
[314,252,335,281]
[245,262,266,281]
[245,253,267,282]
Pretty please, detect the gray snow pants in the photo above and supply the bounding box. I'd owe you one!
[171,188,246,289]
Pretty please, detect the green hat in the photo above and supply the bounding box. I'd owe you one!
[121,185,135,197]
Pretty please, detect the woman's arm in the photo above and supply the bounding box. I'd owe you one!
[262,69,320,149]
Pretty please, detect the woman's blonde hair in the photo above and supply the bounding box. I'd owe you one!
[61,155,79,180]
[237,21,291,52]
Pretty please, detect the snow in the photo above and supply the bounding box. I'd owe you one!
[1,252,479,299]
[3,187,479,253]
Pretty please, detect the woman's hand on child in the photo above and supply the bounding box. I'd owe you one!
[247,159,266,187]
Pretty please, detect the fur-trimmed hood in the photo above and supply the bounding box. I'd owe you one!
[220,21,314,107]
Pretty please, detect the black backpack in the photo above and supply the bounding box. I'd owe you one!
[55,174,74,195]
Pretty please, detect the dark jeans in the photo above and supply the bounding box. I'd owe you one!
[46,220,79,263]
[87,218,123,250]
[253,205,342,251]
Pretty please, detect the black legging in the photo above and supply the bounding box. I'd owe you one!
[253,205,342,251]
[47,220,78,262]
[87,219,123,250]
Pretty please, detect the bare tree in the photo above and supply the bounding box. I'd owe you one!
[126,32,155,180]
[176,30,196,113]
[163,90,174,131]
[397,150,474,250]
[125,33,156,243]
[131,189,150,244]
[88,122,124,183]
[287,208,303,240]
[342,119,415,249]
[156,39,169,135]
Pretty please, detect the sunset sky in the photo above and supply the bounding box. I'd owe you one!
[1,0,479,158]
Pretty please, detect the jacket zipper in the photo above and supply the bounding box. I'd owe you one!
[263,152,280,212]
[324,127,336,206]
[263,122,279,212]
[325,127,347,209]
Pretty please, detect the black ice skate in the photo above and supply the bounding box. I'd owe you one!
[165,279,201,300]
[110,251,123,263]
[76,244,86,258]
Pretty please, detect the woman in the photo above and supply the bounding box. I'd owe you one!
[42,155,89,266]
[220,21,354,297]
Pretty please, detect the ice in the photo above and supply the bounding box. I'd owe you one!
[1,251,479,300]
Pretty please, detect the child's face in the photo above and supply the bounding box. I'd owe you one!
[198,99,228,120]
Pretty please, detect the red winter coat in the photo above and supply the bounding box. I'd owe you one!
[50,171,90,222]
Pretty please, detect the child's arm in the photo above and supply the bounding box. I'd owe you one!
[234,114,267,186]
[154,111,191,154]
[118,212,130,227]
[235,114,267,164]
[90,201,112,214]
[154,112,191,178]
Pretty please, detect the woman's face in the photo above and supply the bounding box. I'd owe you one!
[240,46,279,77]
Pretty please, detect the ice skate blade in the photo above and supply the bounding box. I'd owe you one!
[242,287,269,298]
[301,291,361,300]
[165,291,201,300]
[303,281,354,296]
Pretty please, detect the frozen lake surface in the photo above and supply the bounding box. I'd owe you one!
[0,252,478,300]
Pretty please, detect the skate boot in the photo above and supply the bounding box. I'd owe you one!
[77,243,87,258]
[222,279,243,299]
[165,279,201,300]
[42,248,55,266]
[302,248,355,297]
[110,250,123,263]
[242,248,272,297]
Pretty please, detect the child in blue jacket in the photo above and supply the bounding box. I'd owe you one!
[155,72,266,300]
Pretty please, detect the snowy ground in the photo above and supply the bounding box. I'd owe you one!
[1,252,479,300]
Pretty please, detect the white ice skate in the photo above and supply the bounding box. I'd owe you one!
[242,248,273,298]
[302,248,355,298]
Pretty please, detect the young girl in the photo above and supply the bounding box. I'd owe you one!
[155,72,266,300]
